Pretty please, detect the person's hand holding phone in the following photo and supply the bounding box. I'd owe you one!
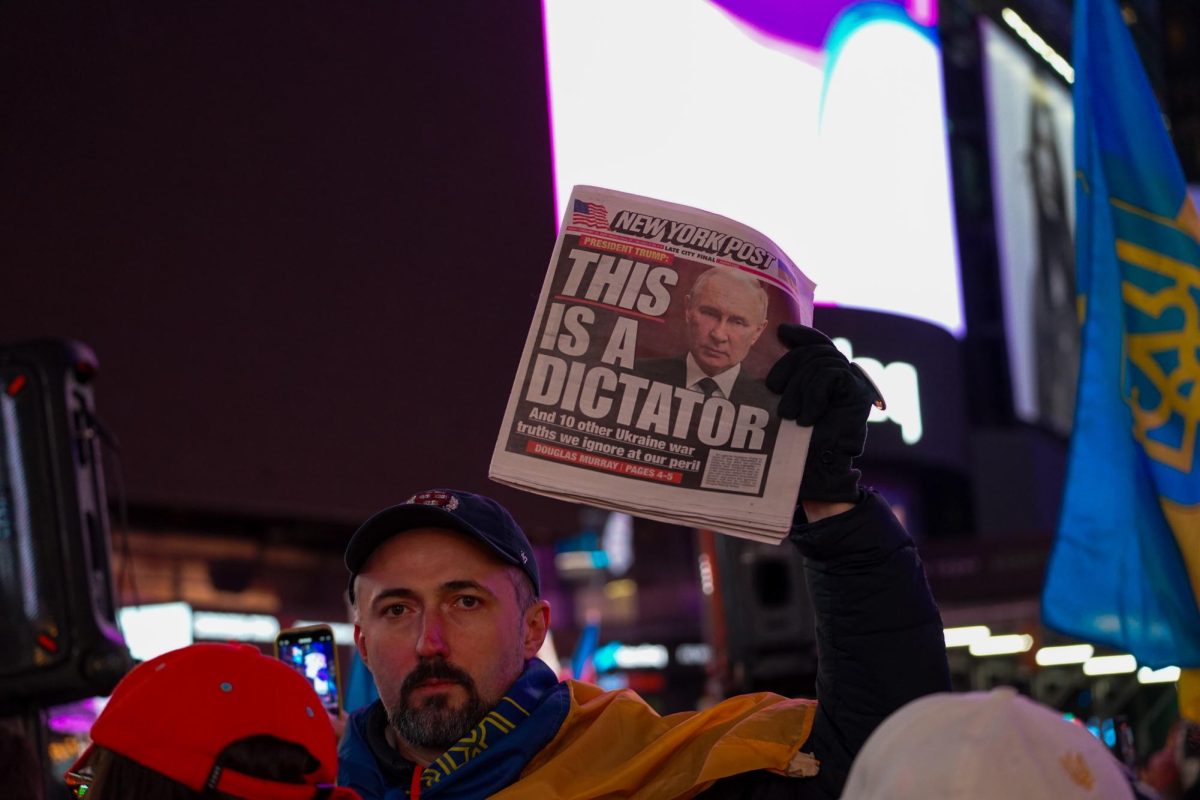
[274,624,343,716]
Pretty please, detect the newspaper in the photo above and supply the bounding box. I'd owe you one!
[490,186,815,543]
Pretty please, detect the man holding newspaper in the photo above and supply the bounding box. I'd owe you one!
[337,322,950,799]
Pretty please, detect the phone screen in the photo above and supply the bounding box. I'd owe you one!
[275,625,341,714]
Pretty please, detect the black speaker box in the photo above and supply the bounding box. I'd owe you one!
[0,340,131,712]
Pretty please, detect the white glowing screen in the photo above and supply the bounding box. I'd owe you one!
[543,1,963,335]
[117,602,194,662]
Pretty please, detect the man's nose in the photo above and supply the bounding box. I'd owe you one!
[415,612,450,658]
[710,320,730,341]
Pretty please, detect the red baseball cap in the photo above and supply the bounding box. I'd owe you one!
[71,643,358,799]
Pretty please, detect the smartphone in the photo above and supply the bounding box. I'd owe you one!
[274,624,342,714]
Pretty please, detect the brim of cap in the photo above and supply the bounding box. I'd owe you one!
[345,504,520,574]
[70,742,352,800]
[68,743,95,778]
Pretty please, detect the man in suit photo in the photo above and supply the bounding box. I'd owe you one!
[639,265,776,411]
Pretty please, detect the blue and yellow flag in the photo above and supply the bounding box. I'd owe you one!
[1041,0,1200,669]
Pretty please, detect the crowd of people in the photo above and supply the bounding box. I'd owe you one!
[15,326,1173,799]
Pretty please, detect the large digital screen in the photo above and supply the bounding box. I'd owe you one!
[542,0,963,335]
[981,18,1078,435]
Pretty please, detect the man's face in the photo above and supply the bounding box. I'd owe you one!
[684,272,768,376]
[352,529,546,755]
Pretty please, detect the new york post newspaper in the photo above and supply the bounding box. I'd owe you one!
[490,186,816,543]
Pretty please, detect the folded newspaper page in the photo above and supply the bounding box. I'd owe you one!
[490,186,816,543]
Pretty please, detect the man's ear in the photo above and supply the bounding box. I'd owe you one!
[522,600,552,660]
[354,623,369,668]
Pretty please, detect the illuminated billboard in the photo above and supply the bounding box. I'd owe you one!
[981,18,1077,435]
[542,0,963,335]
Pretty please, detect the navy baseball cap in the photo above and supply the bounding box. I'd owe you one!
[345,489,540,602]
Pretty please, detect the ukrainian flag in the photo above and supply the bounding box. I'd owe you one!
[1041,0,1200,668]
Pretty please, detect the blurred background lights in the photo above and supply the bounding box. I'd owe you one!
[1082,654,1138,676]
[943,625,991,648]
[1137,665,1181,684]
[1034,644,1094,666]
[968,633,1034,656]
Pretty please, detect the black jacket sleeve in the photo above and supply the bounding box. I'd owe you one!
[699,490,950,799]
[794,489,951,796]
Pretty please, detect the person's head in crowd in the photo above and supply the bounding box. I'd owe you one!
[841,686,1139,799]
[67,643,357,799]
[683,266,770,377]
[1141,719,1200,799]
[1141,721,1185,797]
[345,489,550,764]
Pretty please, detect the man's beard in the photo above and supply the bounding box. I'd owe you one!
[388,658,487,751]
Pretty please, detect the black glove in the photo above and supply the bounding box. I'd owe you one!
[766,324,874,504]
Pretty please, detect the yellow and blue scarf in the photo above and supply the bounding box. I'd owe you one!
[414,659,817,800]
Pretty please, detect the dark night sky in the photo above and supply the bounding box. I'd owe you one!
[0,2,586,538]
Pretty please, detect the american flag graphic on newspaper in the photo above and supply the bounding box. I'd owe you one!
[571,199,609,229]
